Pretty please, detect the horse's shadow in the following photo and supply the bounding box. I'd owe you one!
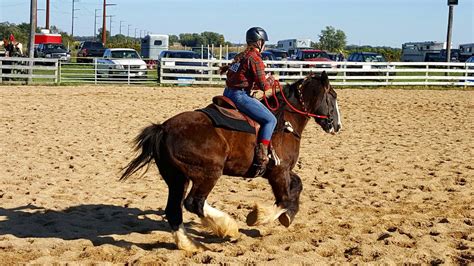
[0,204,264,250]
[0,204,178,250]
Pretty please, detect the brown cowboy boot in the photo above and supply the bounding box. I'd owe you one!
[254,143,269,174]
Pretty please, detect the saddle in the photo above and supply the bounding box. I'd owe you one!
[198,96,260,135]
[198,96,281,177]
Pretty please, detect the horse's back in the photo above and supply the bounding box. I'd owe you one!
[160,110,256,177]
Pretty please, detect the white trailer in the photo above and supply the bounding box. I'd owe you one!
[276,39,312,56]
[401,41,446,62]
[141,34,169,59]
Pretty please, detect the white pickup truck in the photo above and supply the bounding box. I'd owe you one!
[96,48,147,79]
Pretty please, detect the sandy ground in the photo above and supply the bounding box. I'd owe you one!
[0,85,472,264]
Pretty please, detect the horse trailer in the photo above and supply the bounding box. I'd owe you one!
[277,39,312,56]
[141,34,169,59]
[401,41,446,62]
[459,43,474,61]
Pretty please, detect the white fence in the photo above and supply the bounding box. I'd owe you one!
[159,58,474,87]
[0,57,58,84]
[1,57,473,87]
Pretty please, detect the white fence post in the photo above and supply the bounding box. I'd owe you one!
[94,59,97,85]
[465,61,469,89]
[58,60,61,84]
[127,64,131,85]
[425,64,429,87]
[54,61,58,84]
[0,59,2,83]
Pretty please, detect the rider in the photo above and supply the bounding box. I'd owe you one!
[220,27,277,171]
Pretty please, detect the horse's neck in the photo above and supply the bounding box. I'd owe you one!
[283,111,309,137]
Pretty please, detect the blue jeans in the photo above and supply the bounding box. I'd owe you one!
[223,88,277,142]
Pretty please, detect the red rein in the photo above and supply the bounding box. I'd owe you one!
[262,80,328,119]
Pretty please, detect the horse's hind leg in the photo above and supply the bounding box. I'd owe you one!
[161,168,204,252]
[184,173,239,239]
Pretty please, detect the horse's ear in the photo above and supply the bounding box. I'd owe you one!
[321,71,329,87]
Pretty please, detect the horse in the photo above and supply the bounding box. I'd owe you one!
[1,41,24,57]
[120,71,342,251]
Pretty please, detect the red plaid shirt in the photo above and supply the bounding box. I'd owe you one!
[226,48,271,91]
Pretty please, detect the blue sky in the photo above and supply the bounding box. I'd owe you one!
[1,0,473,48]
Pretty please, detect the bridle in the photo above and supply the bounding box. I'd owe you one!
[262,78,329,120]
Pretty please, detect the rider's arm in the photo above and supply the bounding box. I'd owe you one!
[249,55,271,91]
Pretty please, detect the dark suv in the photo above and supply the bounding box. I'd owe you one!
[76,41,106,63]
[265,48,289,60]
[35,43,70,62]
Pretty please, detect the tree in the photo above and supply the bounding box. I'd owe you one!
[200,31,225,46]
[179,33,205,47]
[0,22,31,44]
[97,28,111,43]
[316,26,347,53]
[178,32,226,47]
[169,34,179,45]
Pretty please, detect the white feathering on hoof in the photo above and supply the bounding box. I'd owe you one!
[246,204,287,226]
[201,201,240,238]
[172,225,206,252]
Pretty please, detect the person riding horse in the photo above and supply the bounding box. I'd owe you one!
[3,34,23,57]
[220,27,277,173]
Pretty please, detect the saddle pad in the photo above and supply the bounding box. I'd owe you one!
[198,106,256,134]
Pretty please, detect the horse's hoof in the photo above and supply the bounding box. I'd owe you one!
[278,212,292,227]
[246,208,259,226]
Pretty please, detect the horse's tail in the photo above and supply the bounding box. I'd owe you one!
[120,123,164,181]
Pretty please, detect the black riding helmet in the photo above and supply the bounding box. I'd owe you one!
[246,27,269,44]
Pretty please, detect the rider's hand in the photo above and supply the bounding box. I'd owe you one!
[266,74,276,89]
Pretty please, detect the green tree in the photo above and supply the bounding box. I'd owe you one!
[179,33,205,47]
[316,26,347,53]
[97,28,111,43]
[169,34,179,45]
[0,22,30,44]
[200,31,225,46]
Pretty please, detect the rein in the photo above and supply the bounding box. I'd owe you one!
[263,80,328,119]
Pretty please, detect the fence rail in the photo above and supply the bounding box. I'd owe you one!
[0,57,58,84]
[1,57,473,87]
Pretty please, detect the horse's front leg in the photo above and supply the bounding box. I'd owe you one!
[246,168,302,227]
[278,171,303,227]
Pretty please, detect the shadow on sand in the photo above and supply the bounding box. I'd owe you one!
[0,204,178,250]
[0,204,261,250]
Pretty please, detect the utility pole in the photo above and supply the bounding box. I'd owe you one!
[102,0,116,45]
[94,8,100,39]
[446,0,458,63]
[135,28,138,39]
[45,0,50,29]
[119,20,124,35]
[71,0,79,37]
[128,24,131,37]
[108,15,115,36]
[28,0,37,84]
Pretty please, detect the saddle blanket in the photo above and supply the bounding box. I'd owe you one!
[197,106,256,134]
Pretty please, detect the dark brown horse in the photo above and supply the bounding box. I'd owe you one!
[121,71,341,251]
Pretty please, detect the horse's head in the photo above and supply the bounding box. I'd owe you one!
[296,71,342,134]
